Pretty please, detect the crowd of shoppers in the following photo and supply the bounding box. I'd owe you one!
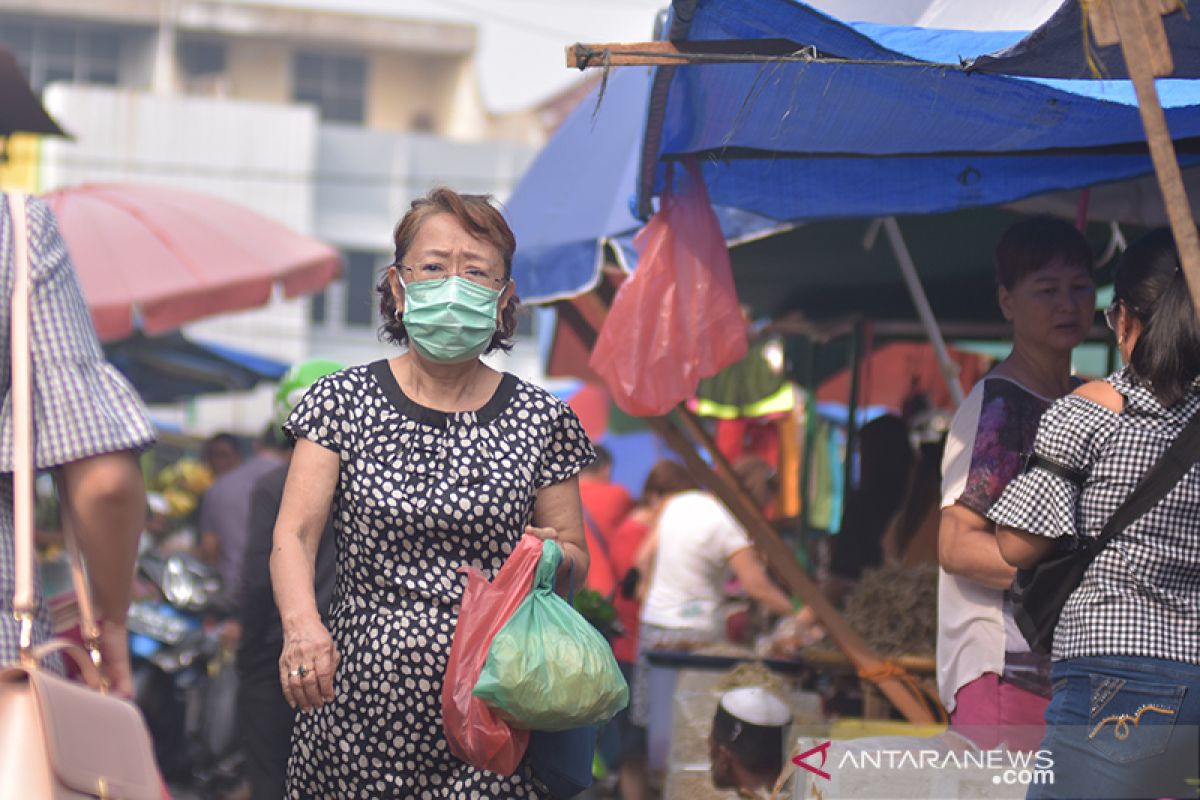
[9,178,1197,800]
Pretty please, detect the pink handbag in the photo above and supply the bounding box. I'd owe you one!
[0,192,161,799]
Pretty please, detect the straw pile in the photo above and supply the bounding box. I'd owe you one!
[841,563,938,657]
[713,661,791,697]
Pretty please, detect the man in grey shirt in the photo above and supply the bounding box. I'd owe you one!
[198,429,287,605]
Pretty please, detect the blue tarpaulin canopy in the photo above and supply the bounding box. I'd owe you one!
[969,0,1200,79]
[507,67,791,304]
[104,330,288,404]
[506,68,645,305]
[634,0,1200,221]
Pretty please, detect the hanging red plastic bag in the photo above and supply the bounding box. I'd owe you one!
[590,158,748,416]
[442,534,543,774]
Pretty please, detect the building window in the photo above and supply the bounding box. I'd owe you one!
[411,111,436,133]
[0,16,127,92]
[309,250,385,330]
[292,51,366,124]
[515,307,534,337]
[344,251,379,327]
[309,290,327,325]
[0,20,34,79]
[179,39,225,78]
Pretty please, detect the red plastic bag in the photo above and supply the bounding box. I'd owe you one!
[590,158,748,416]
[442,534,543,774]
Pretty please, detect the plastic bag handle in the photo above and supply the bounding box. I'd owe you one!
[566,556,575,604]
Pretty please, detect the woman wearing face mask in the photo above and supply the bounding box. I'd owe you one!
[270,187,594,798]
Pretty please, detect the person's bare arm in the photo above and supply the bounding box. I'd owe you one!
[996,526,1057,570]
[633,526,659,602]
[58,450,146,697]
[271,439,339,712]
[938,503,1015,590]
[728,547,794,617]
[530,475,589,593]
[58,451,145,625]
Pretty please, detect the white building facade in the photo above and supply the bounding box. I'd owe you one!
[0,0,541,435]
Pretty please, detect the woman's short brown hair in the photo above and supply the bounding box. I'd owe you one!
[376,187,520,353]
[994,216,1094,290]
[640,459,698,502]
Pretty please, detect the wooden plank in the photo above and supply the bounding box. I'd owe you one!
[566,286,939,722]
[566,39,815,69]
[1088,0,1121,47]
[1092,0,1200,314]
[1132,0,1175,76]
[661,409,940,724]
[566,42,680,68]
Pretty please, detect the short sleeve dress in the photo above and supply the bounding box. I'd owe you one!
[283,360,594,799]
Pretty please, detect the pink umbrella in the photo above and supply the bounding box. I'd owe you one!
[42,183,342,341]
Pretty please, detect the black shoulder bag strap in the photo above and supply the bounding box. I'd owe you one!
[1092,403,1200,553]
[1014,402,1200,653]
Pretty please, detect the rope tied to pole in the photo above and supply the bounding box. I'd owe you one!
[857,660,948,724]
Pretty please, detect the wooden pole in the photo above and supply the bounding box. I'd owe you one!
[566,39,825,70]
[573,292,939,724]
[1086,0,1200,314]
[650,410,938,724]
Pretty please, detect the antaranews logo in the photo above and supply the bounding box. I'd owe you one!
[792,741,833,780]
[792,741,1055,789]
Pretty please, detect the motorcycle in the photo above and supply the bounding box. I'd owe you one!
[127,552,243,798]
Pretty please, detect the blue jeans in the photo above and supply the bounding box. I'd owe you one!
[1029,656,1200,800]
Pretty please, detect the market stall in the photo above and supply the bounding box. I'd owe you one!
[540,0,1200,735]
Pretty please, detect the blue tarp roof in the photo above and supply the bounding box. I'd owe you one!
[104,331,288,404]
[507,67,792,304]
[634,0,1200,220]
[969,0,1200,79]
[506,68,645,305]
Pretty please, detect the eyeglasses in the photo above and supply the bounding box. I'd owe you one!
[398,262,506,289]
[1104,299,1121,332]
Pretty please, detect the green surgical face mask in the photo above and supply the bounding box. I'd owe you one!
[401,276,502,363]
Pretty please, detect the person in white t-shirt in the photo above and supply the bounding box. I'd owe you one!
[937,217,1095,750]
[630,459,804,728]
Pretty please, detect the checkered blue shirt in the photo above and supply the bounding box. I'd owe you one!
[0,194,156,665]
[989,367,1200,662]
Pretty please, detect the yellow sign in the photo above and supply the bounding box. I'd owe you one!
[0,133,42,193]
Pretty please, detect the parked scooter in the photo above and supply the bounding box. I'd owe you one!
[128,552,242,797]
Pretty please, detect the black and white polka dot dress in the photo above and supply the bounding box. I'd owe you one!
[283,360,594,799]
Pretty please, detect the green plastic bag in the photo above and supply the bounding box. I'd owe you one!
[473,540,629,731]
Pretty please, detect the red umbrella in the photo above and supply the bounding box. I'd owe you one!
[42,183,341,341]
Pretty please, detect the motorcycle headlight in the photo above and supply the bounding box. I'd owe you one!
[161,556,198,608]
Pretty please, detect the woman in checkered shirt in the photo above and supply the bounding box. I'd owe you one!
[1,194,155,696]
[992,229,1200,800]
